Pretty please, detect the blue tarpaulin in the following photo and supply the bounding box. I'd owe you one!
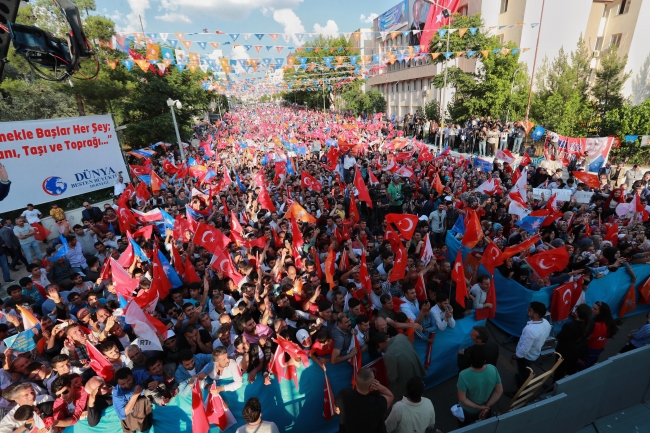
[446,232,650,337]
[65,315,482,433]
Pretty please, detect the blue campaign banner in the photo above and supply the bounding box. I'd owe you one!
[473,157,494,173]
[446,232,650,337]
[4,329,36,352]
[376,0,407,33]
[65,315,483,433]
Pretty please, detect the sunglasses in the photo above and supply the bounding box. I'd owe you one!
[57,389,70,397]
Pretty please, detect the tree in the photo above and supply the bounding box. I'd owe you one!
[0,77,79,121]
[600,99,650,164]
[362,90,386,114]
[282,35,361,110]
[424,99,440,123]
[591,46,631,135]
[429,14,529,123]
[530,37,594,137]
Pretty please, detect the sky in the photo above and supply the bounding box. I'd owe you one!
[97,0,405,59]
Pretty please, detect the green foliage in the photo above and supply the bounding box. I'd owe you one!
[530,37,594,136]
[591,47,631,135]
[430,14,529,123]
[120,68,211,149]
[0,77,79,121]
[282,36,360,110]
[362,90,387,114]
[601,99,650,164]
[424,99,440,123]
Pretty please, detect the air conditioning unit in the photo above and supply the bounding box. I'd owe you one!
[423,90,430,97]
[593,50,601,57]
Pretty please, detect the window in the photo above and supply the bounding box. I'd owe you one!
[618,0,631,14]
[500,0,508,13]
[459,5,469,16]
[594,37,603,51]
[610,33,622,48]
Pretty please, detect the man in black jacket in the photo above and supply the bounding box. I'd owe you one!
[85,376,114,427]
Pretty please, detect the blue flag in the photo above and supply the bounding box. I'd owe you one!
[188,157,198,167]
[516,215,546,234]
[118,294,129,309]
[235,172,247,192]
[108,222,115,234]
[531,126,546,141]
[129,239,149,262]
[157,250,183,288]
[286,159,296,175]
[137,175,151,186]
[48,235,68,261]
[451,214,466,234]
[473,158,493,173]
[4,329,37,352]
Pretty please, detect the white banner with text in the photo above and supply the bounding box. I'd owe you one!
[0,114,129,211]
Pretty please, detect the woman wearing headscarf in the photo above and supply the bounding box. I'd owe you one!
[554,304,594,380]
[603,188,625,218]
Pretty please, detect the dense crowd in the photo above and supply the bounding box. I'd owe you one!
[0,105,649,433]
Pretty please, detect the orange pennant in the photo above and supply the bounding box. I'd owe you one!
[146,43,160,61]
[135,59,150,72]
[181,40,192,50]
[481,50,490,57]
[174,33,185,41]
[209,42,220,49]
[458,28,468,38]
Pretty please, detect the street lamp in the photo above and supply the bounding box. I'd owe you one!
[166,98,185,162]
[506,66,522,124]
[425,0,451,152]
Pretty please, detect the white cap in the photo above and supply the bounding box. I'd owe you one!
[296,329,310,344]
[165,330,175,341]
[445,196,453,201]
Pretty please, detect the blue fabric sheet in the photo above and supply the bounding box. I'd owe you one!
[445,232,650,337]
[64,315,484,433]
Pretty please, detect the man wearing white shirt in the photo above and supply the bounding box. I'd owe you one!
[512,302,552,387]
[430,292,455,331]
[20,205,42,224]
[114,173,126,196]
[206,346,243,393]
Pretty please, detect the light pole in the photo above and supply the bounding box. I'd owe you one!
[525,0,546,125]
[166,98,185,162]
[506,66,522,124]
[425,0,452,152]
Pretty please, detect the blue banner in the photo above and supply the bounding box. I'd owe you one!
[4,329,36,352]
[473,157,493,173]
[376,0,407,33]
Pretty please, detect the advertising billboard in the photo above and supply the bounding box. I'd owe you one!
[0,114,129,211]
[408,0,432,46]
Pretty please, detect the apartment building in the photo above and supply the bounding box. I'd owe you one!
[366,0,650,120]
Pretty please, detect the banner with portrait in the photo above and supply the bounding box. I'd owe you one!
[545,135,614,173]
[408,0,431,46]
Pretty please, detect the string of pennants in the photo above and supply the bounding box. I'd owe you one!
[109,22,539,47]
[105,46,529,75]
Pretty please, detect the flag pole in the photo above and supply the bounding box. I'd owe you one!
[524,0,546,124]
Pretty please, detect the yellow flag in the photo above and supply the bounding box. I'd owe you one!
[135,59,149,72]
[481,50,490,58]
[430,53,441,60]
[458,28,468,38]
[146,43,159,61]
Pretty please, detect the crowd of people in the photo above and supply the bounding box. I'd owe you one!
[0,104,649,433]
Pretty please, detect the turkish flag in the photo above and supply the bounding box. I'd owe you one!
[290,217,304,250]
[110,257,139,297]
[633,193,650,222]
[353,165,373,208]
[462,209,484,249]
[30,223,51,241]
[117,184,135,207]
[176,164,189,180]
[526,247,570,279]
[349,193,360,223]
[551,281,575,322]
[418,149,434,163]
[619,284,637,318]
[389,242,407,283]
[324,246,336,289]
[351,334,362,388]
[230,211,243,234]
[117,206,137,234]
[162,159,179,174]
[604,222,619,247]
[151,171,163,192]
[184,258,201,284]
[520,153,532,166]
[480,240,503,274]
[323,373,335,420]
[205,383,236,430]
[210,249,244,285]
[86,341,114,382]
[117,242,135,268]
[301,171,323,192]
[194,223,230,253]
[258,184,277,212]
[368,169,380,185]
[501,234,541,262]
[311,247,323,280]
[191,380,211,433]
[359,250,372,294]
[572,171,600,190]
[639,276,650,304]
[130,164,152,178]
[386,213,418,240]
[152,246,172,300]
[135,181,151,202]
[451,250,468,308]
[384,225,402,252]
[338,248,350,272]
[415,274,427,302]
[99,257,111,279]
[432,173,444,195]
[495,149,516,164]
[475,278,497,320]
[170,243,185,278]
